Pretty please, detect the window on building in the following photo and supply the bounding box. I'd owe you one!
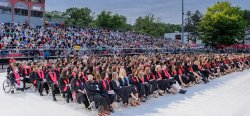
[31,10,43,17]
[0,6,11,14]
[31,0,42,3]
[175,35,181,40]
[14,8,28,16]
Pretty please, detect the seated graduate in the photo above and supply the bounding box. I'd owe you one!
[144,66,159,97]
[46,66,60,101]
[71,71,90,109]
[19,62,32,89]
[9,65,24,92]
[85,74,110,116]
[129,68,147,102]
[137,68,153,99]
[154,65,170,95]
[99,71,116,113]
[29,65,49,96]
[58,69,72,103]
[110,71,139,107]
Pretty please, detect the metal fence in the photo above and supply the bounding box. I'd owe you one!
[1,47,250,60]
[0,47,206,59]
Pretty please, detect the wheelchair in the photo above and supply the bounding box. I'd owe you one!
[3,75,33,94]
[2,76,16,94]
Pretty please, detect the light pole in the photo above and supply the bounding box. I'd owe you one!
[181,0,184,43]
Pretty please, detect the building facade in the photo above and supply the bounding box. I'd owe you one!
[0,0,45,26]
[164,32,203,45]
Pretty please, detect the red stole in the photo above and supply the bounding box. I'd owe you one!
[151,74,156,80]
[63,79,70,91]
[157,72,162,80]
[146,74,150,80]
[72,72,76,78]
[178,68,183,75]
[29,67,32,75]
[23,66,28,75]
[163,70,170,79]
[57,68,61,73]
[188,66,194,72]
[139,76,144,83]
[14,72,21,85]
[49,72,57,84]
[131,76,137,82]
[81,72,88,82]
[37,71,44,79]
[102,80,109,90]
[76,81,80,86]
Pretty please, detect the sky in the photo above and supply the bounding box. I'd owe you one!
[46,0,250,24]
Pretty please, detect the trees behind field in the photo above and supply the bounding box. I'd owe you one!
[199,1,247,45]
[185,10,203,43]
[45,8,180,37]
[44,2,249,39]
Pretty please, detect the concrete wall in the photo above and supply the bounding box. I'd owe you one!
[14,15,28,24]
[30,17,43,26]
[0,13,12,23]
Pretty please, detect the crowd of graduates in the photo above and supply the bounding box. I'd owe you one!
[6,53,250,116]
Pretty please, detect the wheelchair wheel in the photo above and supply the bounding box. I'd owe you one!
[3,79,13,93]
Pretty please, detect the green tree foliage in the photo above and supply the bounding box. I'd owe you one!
[45,8,181,36]
[244,10,250,26]
[185,10,202,43]
[63,7,94,27]
[199,1,247,45]
[96,10,127,30]
[134,14,181,37]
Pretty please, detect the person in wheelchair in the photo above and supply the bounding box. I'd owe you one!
[58,69,72,103]
[70,71,90,109]
[29,65,49,96]
[46,66,60,101]
[7,59,15,77]
[9,66,25,92]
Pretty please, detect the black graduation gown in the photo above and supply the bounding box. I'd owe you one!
[29,71,42,85]
[129,76,146,98]
[58,78,70,92]
[99,79,116,105]
[46,72,60,96]
[70,77,89,107]
[110,80,132,104]
[7,66,13,77]
[85,81,108,109]
[138,76,152,96]
[144,73,158,92]
[155,71,170,90]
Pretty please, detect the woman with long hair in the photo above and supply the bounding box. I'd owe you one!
[110,72,139,107]
[58,69,72,103]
